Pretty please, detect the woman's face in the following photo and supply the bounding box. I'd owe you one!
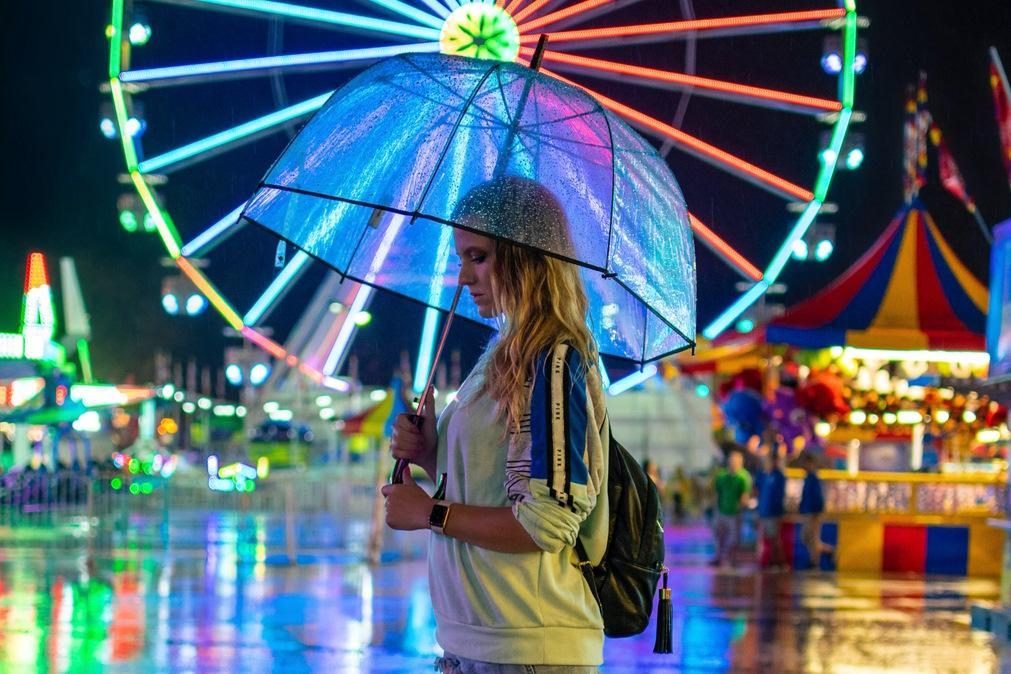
[454,227,497,318]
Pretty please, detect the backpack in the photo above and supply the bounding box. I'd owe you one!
[574,423,666,638]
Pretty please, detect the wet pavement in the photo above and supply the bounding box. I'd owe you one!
[0,516,1006,673]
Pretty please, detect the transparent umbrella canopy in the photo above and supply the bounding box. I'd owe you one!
[242,52,697,365]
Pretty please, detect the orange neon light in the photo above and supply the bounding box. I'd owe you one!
[25,253,49,291]
[504,0,526,15]
[539,68,814,201]
[524,49,841,113]
[688,214,763,282]
[176,257,244,330]
[495,0,505,7]
[241,326,288,360]
[298,362,325,383]
[512,0,556,24]
[520,8,846,44]
[519,0,614,33]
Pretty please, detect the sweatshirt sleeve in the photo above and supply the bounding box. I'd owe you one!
[507,344,606,553]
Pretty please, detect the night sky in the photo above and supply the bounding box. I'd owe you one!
[2,1,1010,387]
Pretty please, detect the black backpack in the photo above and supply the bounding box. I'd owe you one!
[574,423,666,639]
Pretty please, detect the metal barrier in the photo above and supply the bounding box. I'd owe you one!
[0,462,426,563]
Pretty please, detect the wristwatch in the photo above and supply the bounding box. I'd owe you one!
[429,500,452,535]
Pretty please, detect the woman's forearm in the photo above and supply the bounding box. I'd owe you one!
[442,503,542,553]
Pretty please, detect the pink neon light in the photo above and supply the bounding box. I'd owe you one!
[241,326,288,360]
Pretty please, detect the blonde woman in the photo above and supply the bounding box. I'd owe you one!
[382,177,609,673]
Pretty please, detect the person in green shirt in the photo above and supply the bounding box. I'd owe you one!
[710,449,752,567]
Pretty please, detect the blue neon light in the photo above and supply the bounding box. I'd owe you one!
[702,281,770,340]
[607,364,658,396]
[180,203,247,257]
[189,0,441,39]
[597,356,611,389]
[139,93,332,174]
[121,43,441,84]
[413,308,441,395]
[764,200,821,282]
[244,251,311,325]
[362,0,444,29]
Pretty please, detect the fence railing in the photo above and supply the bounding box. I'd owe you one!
[0,463,426,563]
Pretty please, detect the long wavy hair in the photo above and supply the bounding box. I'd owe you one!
[453,177,598,429]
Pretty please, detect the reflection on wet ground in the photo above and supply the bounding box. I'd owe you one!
[0,516,1005,673]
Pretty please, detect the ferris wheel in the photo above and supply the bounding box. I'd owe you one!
[102,0,860,391]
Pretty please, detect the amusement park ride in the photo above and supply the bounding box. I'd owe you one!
[0,252,155,469]
[99,0,864,402]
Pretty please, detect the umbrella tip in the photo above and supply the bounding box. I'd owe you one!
[529,35,549,71]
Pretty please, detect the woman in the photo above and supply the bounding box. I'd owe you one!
[381,177,609,673]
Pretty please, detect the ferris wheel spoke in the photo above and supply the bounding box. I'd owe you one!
[511,0,564,25]
[181,203,248,257]
[526,49,841,115]
[176,257,244,330]
[243,251,312,325]
[417,0,452,19]
[517,0,645,34]
[150,0,442,39]
[519,8,847,49]
[358,0,446,28]
[503,0,525,13]
[688,214,763,282]
[540,68,813,202]
[138,92,332,174]
[121,43,442,87]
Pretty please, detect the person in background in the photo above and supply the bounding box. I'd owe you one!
[798,451,833,568]
[756,451,786,570]
[671,466,691,522]
[710,449,751,568]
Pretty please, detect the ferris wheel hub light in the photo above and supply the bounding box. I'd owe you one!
[440,3,520,62]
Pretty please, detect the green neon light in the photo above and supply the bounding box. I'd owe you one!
[109,80,139,170]
[190,0,441,40]
[138,92,331,174]
[108,0,124,79]
[77,339,94,383]
[841,11,857,108]
[130,171,182,258]
[703,2,860,340]
[440,2,520,62]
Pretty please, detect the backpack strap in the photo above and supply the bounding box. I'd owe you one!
[574,538,602,613]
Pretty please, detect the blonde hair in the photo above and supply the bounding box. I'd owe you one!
[453,177,597,429]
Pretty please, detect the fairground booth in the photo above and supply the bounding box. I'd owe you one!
[684,199,1001,575]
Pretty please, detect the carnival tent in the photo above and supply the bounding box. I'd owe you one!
[767,201,988,351]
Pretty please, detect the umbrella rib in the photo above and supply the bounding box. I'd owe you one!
[412,63,504,217]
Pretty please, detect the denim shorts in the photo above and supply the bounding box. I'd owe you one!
[434,652,600,674]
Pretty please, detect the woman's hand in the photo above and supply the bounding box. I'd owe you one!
[390,394,438,478]
[381,470,434,531]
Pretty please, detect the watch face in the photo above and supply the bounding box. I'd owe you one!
[430,503,450,528]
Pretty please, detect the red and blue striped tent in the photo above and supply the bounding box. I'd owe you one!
[767,201,988,351]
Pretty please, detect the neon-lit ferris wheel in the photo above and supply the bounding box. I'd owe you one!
[103,0,860,390]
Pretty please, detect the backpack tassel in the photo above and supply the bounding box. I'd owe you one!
[652,568,672,654]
